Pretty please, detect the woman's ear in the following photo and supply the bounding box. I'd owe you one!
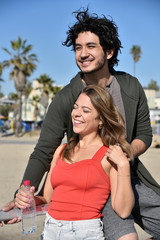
[99,120,103,129]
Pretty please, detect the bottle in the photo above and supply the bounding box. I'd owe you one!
[21,180,37,235]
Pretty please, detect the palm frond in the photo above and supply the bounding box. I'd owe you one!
[22,44,33,55]
[2,48,12,56]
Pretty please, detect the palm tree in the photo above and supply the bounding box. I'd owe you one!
[0,63,4,82]
[1,37,38,136]
[0,92,4,98]
[130,45,142,77]
[8,92,18,100]
[37,74,55,118]
[32,95,40,128]
[148,79,159,91]
[50,85,62,96]
[24,80,32,98]
[37,73,54,91]
[40,90,49,118]
[24,80,32,120]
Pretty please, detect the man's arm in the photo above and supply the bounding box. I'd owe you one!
[131,79,152,156]
[116,72,152,153]
[21,90,70,192]
[131,139,146,158]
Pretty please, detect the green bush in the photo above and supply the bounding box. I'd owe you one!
[0,105,12,118]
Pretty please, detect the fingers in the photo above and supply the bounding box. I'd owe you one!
[15,188,32,209]
[4,216,22,225]
[105,144,128,165]
[123,152,131,162]
[0,200,22,226]
[30,186,35,194]
[15,185,35,209]
[105,144,122,156]
[0,218,20,227]
[1,200,15,212]
[0,201,16,226]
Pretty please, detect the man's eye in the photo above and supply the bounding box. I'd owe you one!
[75,46,81,51]
[88,45,95,48]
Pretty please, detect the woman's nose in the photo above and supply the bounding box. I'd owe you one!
[73,108,81,116]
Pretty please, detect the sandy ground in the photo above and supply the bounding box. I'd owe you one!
[0,132,160,240]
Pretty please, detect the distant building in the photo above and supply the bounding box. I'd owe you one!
[149,108,160,134]
[21,80,47,122]
[0,96,15,105]
[144,89,160,109]
[144,89,160,134]
[21,79,62,123]
[155,91,160,109]
[144,88,156,109]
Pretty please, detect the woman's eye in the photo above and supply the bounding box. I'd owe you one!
[83,110,90,113]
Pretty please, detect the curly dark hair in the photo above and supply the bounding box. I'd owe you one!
[63,7,123,70]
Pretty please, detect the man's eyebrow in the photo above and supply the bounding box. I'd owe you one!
[75,42,97,46]
[87,42,97,45]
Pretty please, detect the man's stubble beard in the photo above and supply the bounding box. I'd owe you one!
[76,54,106,75]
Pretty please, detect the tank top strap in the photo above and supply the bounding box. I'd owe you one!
[57,144,66,162]
[92,145,108,162]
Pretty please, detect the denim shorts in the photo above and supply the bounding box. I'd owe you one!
[41,213,105,240]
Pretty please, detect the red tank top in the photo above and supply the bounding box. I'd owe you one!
[48,145,110,220]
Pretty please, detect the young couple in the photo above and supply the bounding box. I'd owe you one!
[2,8,160,240]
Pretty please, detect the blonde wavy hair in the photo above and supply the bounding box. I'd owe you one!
[61,85,133,161]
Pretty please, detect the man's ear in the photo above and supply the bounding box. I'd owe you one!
[106,49,115,60]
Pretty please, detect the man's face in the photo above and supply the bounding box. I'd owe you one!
[75,31,107,74]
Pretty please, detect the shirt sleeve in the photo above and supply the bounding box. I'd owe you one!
[133,80,152,149]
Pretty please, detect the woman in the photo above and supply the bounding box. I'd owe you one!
[15,85,137,240]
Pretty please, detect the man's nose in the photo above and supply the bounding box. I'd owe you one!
[80,47,89,58]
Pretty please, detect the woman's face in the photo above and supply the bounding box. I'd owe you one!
[71,93,102,136]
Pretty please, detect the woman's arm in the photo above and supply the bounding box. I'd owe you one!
[106,145,135,218]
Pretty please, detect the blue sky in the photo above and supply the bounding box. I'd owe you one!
[0,0,160,95]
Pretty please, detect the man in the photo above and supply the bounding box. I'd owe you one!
[1,8,160,240]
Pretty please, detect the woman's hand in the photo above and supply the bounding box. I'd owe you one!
[15,185,35,209]
[105,144,129,167]
[107,145,134,218]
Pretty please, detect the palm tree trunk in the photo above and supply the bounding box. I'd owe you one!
[24,97,27,121]
[16,91,22,136]
[133,61,136,77]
